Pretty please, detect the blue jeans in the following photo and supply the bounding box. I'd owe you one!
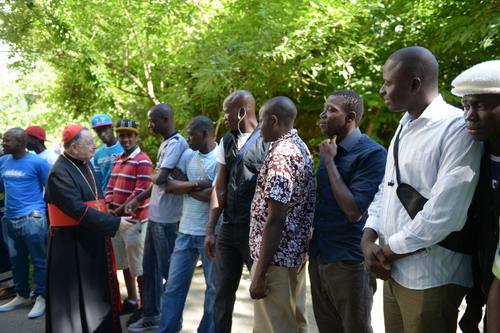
[157,233,215,333]
[2,214,47,298]
[142,221,178,321]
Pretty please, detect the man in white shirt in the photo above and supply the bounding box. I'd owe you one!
[361,46,481,333]
[26,126,59,166]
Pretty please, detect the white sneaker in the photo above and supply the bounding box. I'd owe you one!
[28,295,45,319]
[0,295,33,312]
[128,317,160,332]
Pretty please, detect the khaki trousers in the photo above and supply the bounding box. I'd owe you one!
[384,278,467,333]
[253,262,308,333]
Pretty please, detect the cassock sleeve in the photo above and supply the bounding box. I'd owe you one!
[47,163,120,237]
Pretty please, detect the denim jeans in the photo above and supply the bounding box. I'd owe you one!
[142,221,178,321]
[0,213,13,275]
[2,214,47,298]
[157,233,215,333]
[214,223,253,333]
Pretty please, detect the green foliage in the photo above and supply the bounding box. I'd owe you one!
[0,0,498,160]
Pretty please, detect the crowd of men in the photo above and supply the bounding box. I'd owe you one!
[0,46,497,333]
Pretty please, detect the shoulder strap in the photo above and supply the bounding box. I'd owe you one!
[228,129,261,175]
[393,125,403,185]
[196,152,208,180]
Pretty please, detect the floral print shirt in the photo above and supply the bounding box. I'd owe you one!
[250,129,316,267]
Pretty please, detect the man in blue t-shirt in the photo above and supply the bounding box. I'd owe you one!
[308,90,386,333]
[0,128,50,319]
[91,114,123,194]
[0,150,15,301]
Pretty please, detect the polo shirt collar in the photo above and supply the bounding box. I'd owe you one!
[338,127,362,152]
[121,146,141,161]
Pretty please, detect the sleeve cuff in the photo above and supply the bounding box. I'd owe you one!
[364,216,380,234]
[388,231,419,254]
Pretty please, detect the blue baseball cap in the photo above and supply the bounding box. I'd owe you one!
[91,114,113,128]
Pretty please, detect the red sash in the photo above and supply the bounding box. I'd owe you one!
[48,199,106,226]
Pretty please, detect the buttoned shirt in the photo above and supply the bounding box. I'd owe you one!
[105,147,152,223]
[366,95,481,289]
[310,128,387,263]
[250,129,315,268]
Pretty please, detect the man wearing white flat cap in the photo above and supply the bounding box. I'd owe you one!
[451,59,500,333]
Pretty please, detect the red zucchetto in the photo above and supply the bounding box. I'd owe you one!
[62,124,84,143]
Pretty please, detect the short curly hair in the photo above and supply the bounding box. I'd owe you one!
[329,90,364,124]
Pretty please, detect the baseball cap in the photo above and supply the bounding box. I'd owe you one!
[25,126,50,142]
[91,114,113,128]
[115,119,138,134]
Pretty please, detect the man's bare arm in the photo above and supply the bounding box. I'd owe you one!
[320,137,362,223]
[204,163,228,261]
[249,199,288,299]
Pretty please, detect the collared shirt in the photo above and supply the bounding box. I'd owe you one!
[309,128,387,263]
[365,95,481,289]
[105,147,153,223]
[250,129,315,268]
[149,132,188,223]
[177,146,219,235]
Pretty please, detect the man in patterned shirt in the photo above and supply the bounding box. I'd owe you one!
[105,119,153,315]
[249,96,315,333]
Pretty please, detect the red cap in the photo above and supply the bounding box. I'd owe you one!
[25,126,49,142]
[62,124,84,143]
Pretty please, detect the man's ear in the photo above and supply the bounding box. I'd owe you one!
[70,142,79,154]
[346,111,356,123]
[411,77,422,93]
[272,115,278,127]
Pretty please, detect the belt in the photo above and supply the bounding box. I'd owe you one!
[48,199,106,227]
[11,212,36,220]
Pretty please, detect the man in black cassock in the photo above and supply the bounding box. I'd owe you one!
[45,125,132,333]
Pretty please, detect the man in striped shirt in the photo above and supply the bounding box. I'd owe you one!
[105,119,153,316]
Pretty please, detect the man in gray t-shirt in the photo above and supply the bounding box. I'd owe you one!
[125,104,187,331]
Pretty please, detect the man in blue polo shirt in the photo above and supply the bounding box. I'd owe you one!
[0,128,50,319]
[91,114,123,194]
[308,90,386,333]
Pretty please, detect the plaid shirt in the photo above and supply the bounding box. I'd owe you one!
[105,147,153,223]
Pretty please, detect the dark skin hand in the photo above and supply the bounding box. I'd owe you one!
[204,163,228,261]
[125,187,152,215]
[361,228,425,281]
[164,168,213,201]
[361,228,392,280]
[319,136,362,223]
[381,244,422,262]
[249,199,288,300]
[170,167,188,181]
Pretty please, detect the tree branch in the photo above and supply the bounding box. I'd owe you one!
[120,1,158,104]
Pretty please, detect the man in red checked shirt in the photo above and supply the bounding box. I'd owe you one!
[105,119,153,318]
